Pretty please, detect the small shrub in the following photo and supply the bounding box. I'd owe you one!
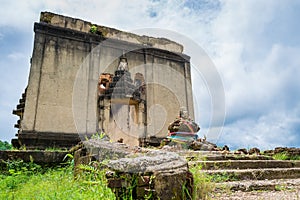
[90,25,98,33]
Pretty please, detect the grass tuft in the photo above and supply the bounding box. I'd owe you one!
[189,164,215,200]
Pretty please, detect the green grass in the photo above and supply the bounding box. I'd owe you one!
[272,152,300,160]
[0,160,116,200]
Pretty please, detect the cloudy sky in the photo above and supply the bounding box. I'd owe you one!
[0,0,299,150]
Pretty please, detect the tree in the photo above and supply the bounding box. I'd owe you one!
[0,140,12,150]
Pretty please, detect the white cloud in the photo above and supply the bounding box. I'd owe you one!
[220,110,300,150]
[7,52,26,60]
[208,1,300,149]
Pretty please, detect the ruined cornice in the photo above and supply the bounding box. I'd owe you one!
[40,11,184,54]
[34,22,190,62]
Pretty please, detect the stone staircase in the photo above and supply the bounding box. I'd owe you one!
[11,88,27,148]
[185,151,300,199]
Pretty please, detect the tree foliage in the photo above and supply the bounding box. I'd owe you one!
[0,140,12,150]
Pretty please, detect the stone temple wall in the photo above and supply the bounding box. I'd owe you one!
[13,12,194,149]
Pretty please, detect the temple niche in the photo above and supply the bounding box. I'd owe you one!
[98,57,147,145]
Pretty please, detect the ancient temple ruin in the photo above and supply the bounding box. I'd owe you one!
[12,12,194,149]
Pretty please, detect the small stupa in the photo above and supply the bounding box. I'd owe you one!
[167,107,200,143]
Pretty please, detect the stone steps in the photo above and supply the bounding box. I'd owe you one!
[179,151,273,161]
[186,152,300,195]
[202,155,272,161]
[215,178,300,192]
[189,160,300,170]
[203,167,300,181]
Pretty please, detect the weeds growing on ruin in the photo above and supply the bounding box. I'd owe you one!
[90,25,98,33]
[189,164,215,200]
[91,131,107,140]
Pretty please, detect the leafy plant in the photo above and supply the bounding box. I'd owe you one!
[91,131,107,140]
[90,25,98,33]
[3,159,42,175]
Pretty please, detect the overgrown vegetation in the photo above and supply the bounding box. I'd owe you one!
[0,159,116,200]
[272,152,300,160]
[0,153,222,199]
[0,140,12,150]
